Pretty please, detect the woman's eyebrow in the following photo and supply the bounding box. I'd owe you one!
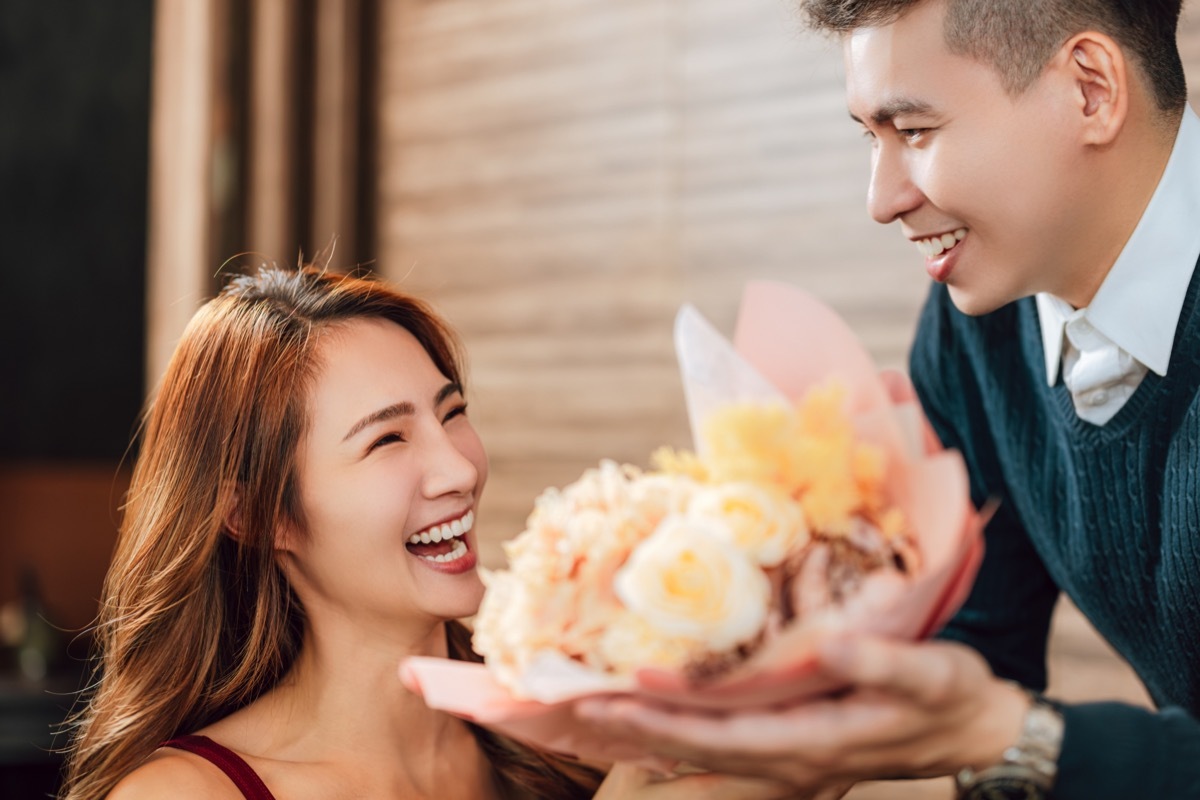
[436,381,464,406]
[343,402,415,442]
[342,382,462,442]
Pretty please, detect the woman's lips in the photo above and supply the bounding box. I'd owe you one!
[405,508,478,574]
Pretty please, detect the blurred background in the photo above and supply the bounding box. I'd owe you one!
[4,0,1196,797]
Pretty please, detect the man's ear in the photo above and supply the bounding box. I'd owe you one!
[1062,31,1129,146]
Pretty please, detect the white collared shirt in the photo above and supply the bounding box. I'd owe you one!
[1036,106,1200,426]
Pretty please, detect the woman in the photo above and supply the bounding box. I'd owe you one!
[61,265,792,800]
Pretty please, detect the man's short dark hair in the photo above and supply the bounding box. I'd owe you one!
[800,0,1187,115]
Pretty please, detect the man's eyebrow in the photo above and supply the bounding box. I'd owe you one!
[341,381,463,442]
[849,98,935,126]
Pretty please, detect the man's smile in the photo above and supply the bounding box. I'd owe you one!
[913,227,968,257]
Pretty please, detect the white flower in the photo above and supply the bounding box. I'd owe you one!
[598,609,702,673]
[614,514,770,651]
[628,472,700,525]
[688,482,808,567]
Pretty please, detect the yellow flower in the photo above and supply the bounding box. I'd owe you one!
[687,380,902,538]
[650,446,709,482]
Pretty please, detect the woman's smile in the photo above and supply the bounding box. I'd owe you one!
[405,509,478,574]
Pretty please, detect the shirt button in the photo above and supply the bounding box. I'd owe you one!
[1086,389,1109,406]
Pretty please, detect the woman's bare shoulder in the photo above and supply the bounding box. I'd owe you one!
[106,747,243,800]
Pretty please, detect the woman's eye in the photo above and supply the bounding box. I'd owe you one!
[368,432,405,452]
[443,403,468,424]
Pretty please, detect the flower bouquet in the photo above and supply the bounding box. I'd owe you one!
[401,281,984,764]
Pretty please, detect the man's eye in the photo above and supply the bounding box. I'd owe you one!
[898,127,927,142]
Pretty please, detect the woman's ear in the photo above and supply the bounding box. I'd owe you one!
[273,521,300,553]
[1063,31,1129,146]
[222,485,246,541]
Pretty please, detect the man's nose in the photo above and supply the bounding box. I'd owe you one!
[866,144,922,224]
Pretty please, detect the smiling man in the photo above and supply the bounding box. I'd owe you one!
[576,1,1200,798]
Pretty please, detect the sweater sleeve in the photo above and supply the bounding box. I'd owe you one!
[1055,703,1200,799]
[909,285,1059,689]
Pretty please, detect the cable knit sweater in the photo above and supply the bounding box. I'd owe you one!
[910,270,1200,800]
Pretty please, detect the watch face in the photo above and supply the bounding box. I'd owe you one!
[959,771,1047,800]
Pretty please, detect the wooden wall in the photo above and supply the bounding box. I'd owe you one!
[376,0,919,565]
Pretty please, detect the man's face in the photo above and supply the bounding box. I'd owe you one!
[843,0,1085,315]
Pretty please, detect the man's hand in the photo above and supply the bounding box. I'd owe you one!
[576,635,1028,791]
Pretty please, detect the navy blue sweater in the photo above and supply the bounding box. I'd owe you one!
[910,268,1200,799]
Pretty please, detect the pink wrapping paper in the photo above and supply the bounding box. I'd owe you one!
[402,281,985,760]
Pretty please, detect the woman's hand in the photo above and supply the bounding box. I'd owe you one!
[594,762,842,800]
[577,635,1030,791]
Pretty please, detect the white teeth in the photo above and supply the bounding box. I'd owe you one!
[408,510,474,548]
[915,228,967,257]
[418,538,468,564]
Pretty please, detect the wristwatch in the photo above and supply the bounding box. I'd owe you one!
[955,689,1064,800]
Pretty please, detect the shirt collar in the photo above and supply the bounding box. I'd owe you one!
[1037,105,1200,385]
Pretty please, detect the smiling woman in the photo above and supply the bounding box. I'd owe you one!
[56,266,604,800]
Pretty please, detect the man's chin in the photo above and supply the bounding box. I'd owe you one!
[945,283,1022,317]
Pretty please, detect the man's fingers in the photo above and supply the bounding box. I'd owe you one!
[816,636,966,707]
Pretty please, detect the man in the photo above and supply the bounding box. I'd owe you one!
[578,1,1200,798]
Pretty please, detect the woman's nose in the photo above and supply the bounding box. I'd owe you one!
[421,428,480,499]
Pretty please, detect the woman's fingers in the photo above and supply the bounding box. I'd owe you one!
[641,770,827,799]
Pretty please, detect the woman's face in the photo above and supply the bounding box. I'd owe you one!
[281,318,488,631]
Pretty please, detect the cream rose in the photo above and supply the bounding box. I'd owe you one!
[688,482,808,567]
[613,514,770,651]
[597,609,703,673]
[628,472,699,525]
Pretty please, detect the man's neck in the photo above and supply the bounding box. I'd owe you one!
[1056,108,1181,309]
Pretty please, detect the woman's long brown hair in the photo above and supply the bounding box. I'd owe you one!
[60,266,601,799]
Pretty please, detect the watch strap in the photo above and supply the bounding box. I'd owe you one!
[955,688,1064,799]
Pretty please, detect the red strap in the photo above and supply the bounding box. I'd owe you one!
[162,735,278,800]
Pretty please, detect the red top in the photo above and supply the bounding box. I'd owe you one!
[162,735,278,800]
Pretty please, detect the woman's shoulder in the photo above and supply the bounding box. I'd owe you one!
[106,746,245,800]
